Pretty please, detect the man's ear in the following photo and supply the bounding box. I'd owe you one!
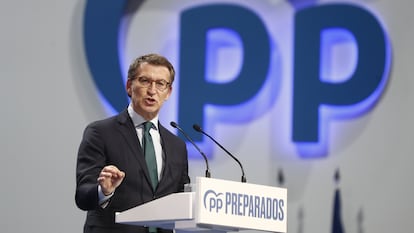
[126,79,132,97]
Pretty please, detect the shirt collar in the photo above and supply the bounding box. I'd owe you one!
[127,104,159,130]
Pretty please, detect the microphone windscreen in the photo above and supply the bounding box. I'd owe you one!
[193,124,202,132]
[170,121,178,128]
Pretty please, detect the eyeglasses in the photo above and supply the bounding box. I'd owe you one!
[134,77,171,91]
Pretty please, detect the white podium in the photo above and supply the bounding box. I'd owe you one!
[116,177,287,233]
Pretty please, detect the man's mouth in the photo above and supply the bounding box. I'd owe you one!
[145,97,156,105]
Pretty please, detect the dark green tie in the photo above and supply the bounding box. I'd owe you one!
[143,122,158,190]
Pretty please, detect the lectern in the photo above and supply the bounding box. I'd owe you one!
[116,177,287,233]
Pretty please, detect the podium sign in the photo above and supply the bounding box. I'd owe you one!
[195,177,287,232]
[115,177,287,233]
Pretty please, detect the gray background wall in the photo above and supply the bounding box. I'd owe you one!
[1,0,413,233]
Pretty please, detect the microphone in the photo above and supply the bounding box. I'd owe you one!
[193,124,246,183]
[170,121,211,178]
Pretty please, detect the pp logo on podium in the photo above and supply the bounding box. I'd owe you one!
[203,190,224,213]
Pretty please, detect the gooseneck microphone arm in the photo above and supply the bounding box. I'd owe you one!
[170,121,211,178]
[193,124,246,183]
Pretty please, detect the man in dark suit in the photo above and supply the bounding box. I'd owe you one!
[75,54,190,233]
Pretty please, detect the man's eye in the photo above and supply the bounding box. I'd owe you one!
[140,78,150,83]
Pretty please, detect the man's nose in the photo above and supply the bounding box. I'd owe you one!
[147,82,157,92]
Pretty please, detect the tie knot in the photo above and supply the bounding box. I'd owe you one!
[144,121,153,133]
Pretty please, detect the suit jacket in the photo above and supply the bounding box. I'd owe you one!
[75,109,190,233]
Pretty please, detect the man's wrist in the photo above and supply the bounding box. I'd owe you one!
[98,185,114,206]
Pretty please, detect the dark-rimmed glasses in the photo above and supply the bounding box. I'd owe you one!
[134,77,171,91]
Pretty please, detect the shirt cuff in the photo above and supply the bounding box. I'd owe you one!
[98,185,114,208]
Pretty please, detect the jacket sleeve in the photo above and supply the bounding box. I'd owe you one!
[75,123,107,211]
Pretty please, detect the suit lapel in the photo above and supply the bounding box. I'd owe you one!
[116,110,154,189]
[157,124,172,188]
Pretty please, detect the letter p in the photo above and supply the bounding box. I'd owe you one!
[293,4,391,157]
[178,4,270,141]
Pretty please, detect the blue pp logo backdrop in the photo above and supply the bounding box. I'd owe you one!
[83,0,391,158]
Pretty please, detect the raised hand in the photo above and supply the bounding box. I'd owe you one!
[97,165,125,195]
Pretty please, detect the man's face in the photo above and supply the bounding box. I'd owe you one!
[126,62,172,120]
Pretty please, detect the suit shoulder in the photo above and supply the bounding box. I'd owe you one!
[87,115,118,128]
[86,109,130,129]
[159,124,185,145]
